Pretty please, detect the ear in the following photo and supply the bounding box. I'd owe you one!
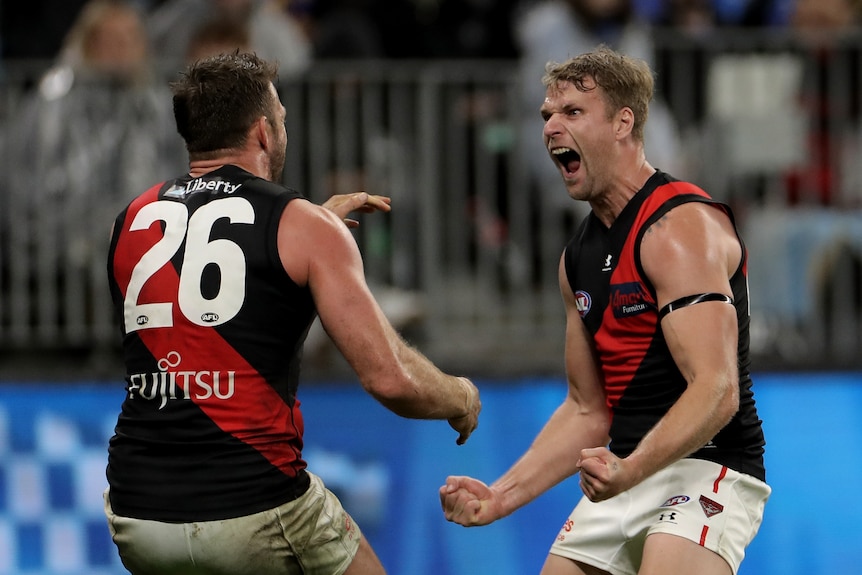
[615,107,635,140]
[255,116,270,150]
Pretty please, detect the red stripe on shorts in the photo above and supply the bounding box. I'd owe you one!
[713,465,728,493]
[700,525,709,546]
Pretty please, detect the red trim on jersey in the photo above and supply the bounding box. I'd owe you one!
[112,185,303,477]
[596,181,711,408]
[713,465,728,494]
[699,525,709,546]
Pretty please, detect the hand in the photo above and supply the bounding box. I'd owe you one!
[439,475,499,526]
[577,447,635,502]
[322,192,391,228]
[448,377,481,445]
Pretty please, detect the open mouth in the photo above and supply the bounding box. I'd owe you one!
[551,147,581,176]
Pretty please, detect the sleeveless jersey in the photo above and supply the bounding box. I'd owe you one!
[106,165,316,521]
[563,171,766,481]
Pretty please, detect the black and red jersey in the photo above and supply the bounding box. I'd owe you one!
[564,171,766,481]
[106,165,315,521]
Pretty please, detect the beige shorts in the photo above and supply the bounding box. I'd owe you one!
[549,458,771,575]
[104,471,362,575]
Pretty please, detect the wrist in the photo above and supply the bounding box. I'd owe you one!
[457,376,474,417]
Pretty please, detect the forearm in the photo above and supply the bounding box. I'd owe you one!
[626,376,737,483]
[365,334,473,420]
[490,398,609,518]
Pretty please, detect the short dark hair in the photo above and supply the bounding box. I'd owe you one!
[171,51,278,155]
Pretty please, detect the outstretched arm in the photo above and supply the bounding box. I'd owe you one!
[278,199,480,445]
[439,254,609,525]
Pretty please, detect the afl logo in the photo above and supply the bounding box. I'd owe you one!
[575,290,592,318]
[661,495,690,507]
[201,312,219,323]
[136,315,149,326]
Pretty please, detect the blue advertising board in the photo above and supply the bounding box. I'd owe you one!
[0,372,859,575]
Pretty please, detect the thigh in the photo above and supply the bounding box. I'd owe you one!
[274,471,364,575]
[105,490,193,575]
[639,533,731,575]
[541,553,612,575]
[645,460,770,574]
[342,537,386,575]
[547,491,640,575]
[106,473,367,575]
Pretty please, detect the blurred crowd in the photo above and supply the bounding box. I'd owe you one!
[1,0,859,67]
[1,0,859,182]
[1,0,862,371]
[1,0,860,248]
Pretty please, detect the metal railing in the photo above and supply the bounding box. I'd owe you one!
[2,29,862,379]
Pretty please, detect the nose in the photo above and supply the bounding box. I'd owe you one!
[543,113,562,139]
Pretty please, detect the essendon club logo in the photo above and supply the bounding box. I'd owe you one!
[699,495,724,518]
[609,282,654,319]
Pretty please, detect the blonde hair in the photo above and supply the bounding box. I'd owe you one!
[59,0,150,83]
[542,46,654,142]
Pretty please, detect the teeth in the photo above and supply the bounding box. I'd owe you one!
[551,147,573,155]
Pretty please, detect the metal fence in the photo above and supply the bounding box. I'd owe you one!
[2,29,862,379]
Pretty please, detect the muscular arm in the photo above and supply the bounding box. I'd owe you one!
[578,202,741,501]
[440,255,609,525]
[278,200,479,442]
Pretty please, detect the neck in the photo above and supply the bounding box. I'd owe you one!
[188,150,269,180]
[591,158,656,228]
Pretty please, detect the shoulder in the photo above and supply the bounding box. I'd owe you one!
[279,199,359,259]
[641,201,736,262]
[639,199,741,286]
[280,197,341,230]
[277,199,359,287]
[640,175,732,235]
[644,201,726,237]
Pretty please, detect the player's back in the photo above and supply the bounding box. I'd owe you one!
[106,165,316,522]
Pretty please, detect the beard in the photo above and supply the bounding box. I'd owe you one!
[269,140,286,183]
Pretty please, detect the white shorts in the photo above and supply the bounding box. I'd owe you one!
[105,471,362,575]
[549,459,771,575]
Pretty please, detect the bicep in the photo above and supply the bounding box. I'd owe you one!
[279,203,396,369]
[641,203,741,385]
[661,301,738,387]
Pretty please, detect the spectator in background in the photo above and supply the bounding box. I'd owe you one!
[1,0,186,334]
[146,0,311,75]
[784,0,862,205]
[57,0,154,83]
[15,0,186,193]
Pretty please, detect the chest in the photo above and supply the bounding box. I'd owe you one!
[571,226,658,336]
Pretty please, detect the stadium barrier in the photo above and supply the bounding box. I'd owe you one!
[0,374,859,575]
[2,29,862,377]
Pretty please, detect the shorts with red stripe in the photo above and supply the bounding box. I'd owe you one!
[549,458,771,575]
